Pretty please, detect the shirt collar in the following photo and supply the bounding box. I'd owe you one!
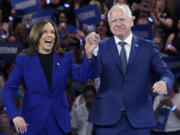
[114,32,133,46]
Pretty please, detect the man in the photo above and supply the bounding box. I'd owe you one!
[71,85,96,135]
[85,3,174,135]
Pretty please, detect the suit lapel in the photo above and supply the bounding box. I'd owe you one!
[108,35,141,76]
[51,52,63,95]
[126,35,140,73]
[108,37,124,75]
[34,55,51,96]
[34,52,61,96]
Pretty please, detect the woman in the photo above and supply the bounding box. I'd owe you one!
[3,19,95,135]
[95,19,110,40]
[165,17,180,55]
[150,0,173,39]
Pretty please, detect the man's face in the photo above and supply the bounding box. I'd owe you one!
[84,90,95,108]
[108,7,134,40]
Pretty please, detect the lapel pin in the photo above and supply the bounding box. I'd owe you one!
[135,44,139,47]
[57,62,60,66]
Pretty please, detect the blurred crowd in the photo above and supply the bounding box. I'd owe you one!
[0,0,180,135]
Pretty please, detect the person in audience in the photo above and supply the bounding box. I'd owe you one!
[71,85,96,135]
[95,19,110,40]
[151,78,180,135]
[0,9,9,39]
[165,17,180,55]
[13,23,29,49]
[135,12,151,25]
[153,33,168,57]
[150,0,174,39]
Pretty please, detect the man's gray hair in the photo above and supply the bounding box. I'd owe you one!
[108,3,132,21]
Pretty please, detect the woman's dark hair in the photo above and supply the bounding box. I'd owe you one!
[22,19,64,56]
[56,10,67,24]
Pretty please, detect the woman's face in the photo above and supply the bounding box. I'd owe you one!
[38,23,55,54]
[58,13,67,24]
[155,0,166,11]
[96,20,107,35]
[15,23,26,38]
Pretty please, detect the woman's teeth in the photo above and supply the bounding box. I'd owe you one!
[45,40,52,45]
